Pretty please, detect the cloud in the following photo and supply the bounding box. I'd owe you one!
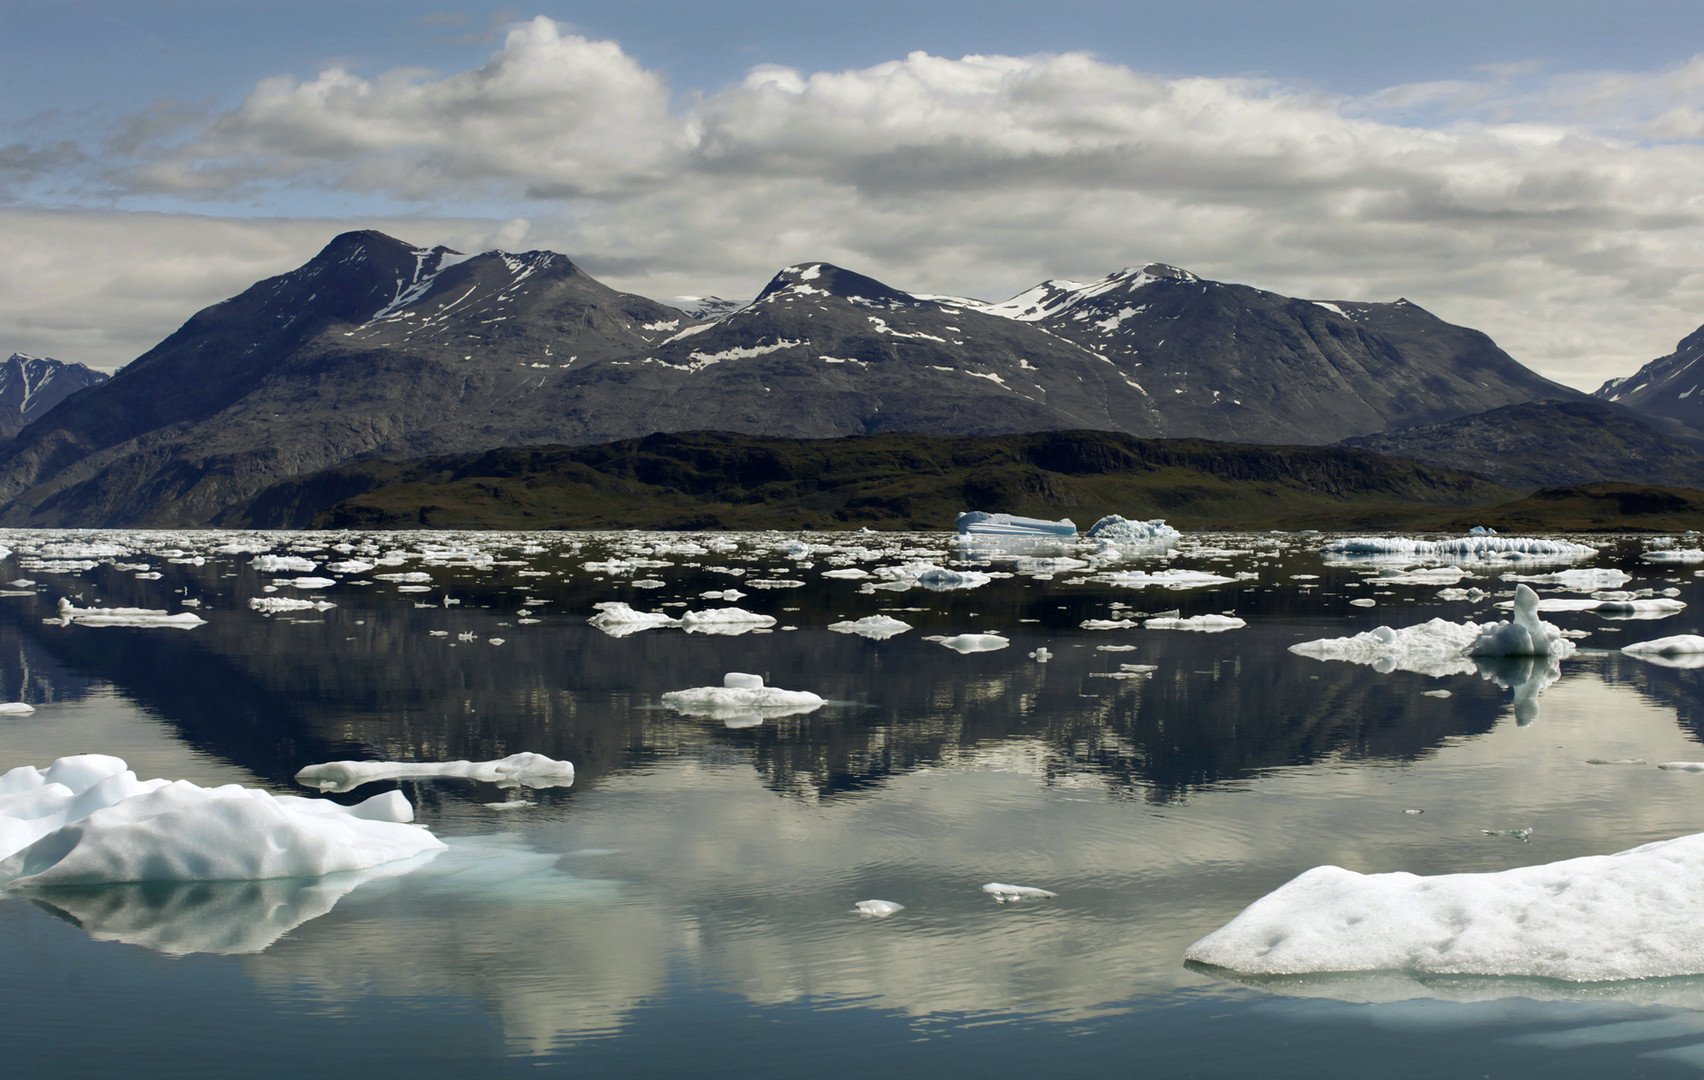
[12,23,1704,387]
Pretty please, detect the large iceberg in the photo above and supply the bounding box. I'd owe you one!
[0,755,442,887]
[956,512,1077,538]
[1085,515,1181,547]
[1186,829,1704,982]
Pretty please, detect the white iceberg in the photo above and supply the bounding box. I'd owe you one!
[956,512,1077,538]
[827,615,913,640]
[251,555,317,573]
[586,602,680,637]
[1466,585,1573,657]
[679,607,778,635]
[249,596,336,613]
[1085,515,1180,546]
[55,598,206,629]
[1644,548,1704,564]
[660,673,824,720]
[0,755,442,887]
[1505,568,1631,591]
[933,633,1009,653]
[854,899,904,917]
[1323,536,1597,564]
[1622,635,1704,669]
[1293,586,1574,676]
[295,752,576,794]
[1144,614,1246,632]
[0,702,35,715]
[1186,829,1704,982]
[876,561,993,591]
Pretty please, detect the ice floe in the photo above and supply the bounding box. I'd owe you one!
[1186,829,1704,982]
[586,602,679,636]
[0,702,35,715]
[932,633,1010,653]
[1144,614,1246,632]
[660,673,825,723]
[1085,515,1180,547]
[854,899,904,917]
[1323,536,1597,565]
[1622,635,1704,669]
[983,882,1056,902]
[0,755,442,887]
[1101,569,1236,590]
[827,615,913,639]
[249,596,335,613]
[679,607,778,634]
[55,598,206,629]
[295,753,576,793]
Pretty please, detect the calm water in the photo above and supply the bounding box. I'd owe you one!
[4,528,1704,1077]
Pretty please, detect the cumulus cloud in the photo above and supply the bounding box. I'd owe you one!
[11,21,1704,387]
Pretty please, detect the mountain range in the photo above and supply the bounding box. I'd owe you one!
[0,229,1697,527]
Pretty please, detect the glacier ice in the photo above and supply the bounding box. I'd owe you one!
[296,752,576,793]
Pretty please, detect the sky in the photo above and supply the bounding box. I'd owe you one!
[5,1,1704,390]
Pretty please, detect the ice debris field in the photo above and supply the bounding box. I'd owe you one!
[6,522,1704,992]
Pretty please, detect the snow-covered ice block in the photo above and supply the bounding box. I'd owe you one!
[1186,829,1704,981]
[295,752,576,793]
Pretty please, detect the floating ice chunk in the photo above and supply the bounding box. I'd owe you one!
[821,568,871,580]
[679,607,778,635]
[1467,585,1571,657]
[1291,620,1482,677]
[0,756,441,887]
[983,882,1056,902]
[933,633,1009,653]
[1644,549,1704,564]
[296,752,575,793]
[1086,515,1180,547]
[1145,614,1245,632]
[1186,828,1704,981]
[1349,598,1376,607]
[700,588,746,601]
[282,576,337,589]
[0,702,34,715]
[1030,647,1052,662]
[586,602,680,637]
[1505,568,1631,591]
[956,512,1077,538]
[1101,569,1236,590]
[1367,566,1466,585]
[55,598,205,629]
[875,561,993,591]
[660,673,825,719]
[854,899,904,917]
[374,571,433,583]
[251,555,317,573]
[827,615,913,640]
[1323,536,1596,565]
[1658,762,1704,773]
[1622,635,1704,668]
[248,597,335,613]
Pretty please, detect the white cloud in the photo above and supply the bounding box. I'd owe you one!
[11,24,1704,388]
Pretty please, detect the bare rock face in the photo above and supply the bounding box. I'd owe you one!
[0,353,108,438]
[0,232,1582,526]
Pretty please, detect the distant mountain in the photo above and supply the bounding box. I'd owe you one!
[1594,324,1704,435]
[0,353,108,438]
[1341,399,1704,490]
[0,231,1585,526]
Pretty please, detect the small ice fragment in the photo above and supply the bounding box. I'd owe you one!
[1481,827,1533,841]
[828,615,912,639]
[855,900,904,917]
[0,702,35,715]
[1421,689,1452,698]
[1403,808,1424,815]
[983,882,1056,902]
[1030,647,1052,662]
[1658,762,1704,773]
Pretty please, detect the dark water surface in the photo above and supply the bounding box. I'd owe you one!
[3,529,1704,1077]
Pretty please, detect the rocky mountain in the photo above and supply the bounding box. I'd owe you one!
[0,230,1585,526]
[0,353,108,438]
[1341,399,1704,490]
[1594,323,1704,434]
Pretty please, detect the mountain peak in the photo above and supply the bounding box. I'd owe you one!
[753,263,917,307]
